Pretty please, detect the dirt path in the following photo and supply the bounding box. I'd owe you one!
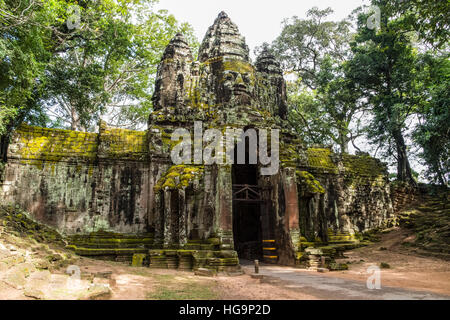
[71,257,318,300]
[2,214,448,300]
[318,228,450,296]
[61,235,450,301]
[240,264,449,300]
[3,250,448,300]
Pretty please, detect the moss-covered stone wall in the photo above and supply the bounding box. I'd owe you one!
[295,148,394,245]
[0,124,150,235]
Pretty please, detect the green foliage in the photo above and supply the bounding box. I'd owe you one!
[0,0,53,133]
[271,1,448,184]
[0,0,198,133]
[413,54,450,185]
[271,7,362,153]
[40,0,198,130]
[315,56,365,153]
[346,2,422,185]
[270,7,352,90]
[0,103,16,136]
[286,82,332,147]
[381,0,450,49]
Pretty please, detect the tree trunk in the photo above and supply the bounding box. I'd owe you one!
[71,106,80,131]
[338,129,350,154]
[393,129,417,186]
[0,133,9,162]
[340,138,349,154]
[0,120,16,162]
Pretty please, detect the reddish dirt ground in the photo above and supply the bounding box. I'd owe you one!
[2,226,448,300]
[319,228,450,296]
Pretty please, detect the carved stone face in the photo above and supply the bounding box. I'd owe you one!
[216,60,255,106]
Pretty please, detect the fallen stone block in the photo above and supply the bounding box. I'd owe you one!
[84,284,111,300]
[81,273,95,282]
[32,258,50,270]
[194,268,215,277]
[15,262,36,277]
[0,261,8,273]
[131,254,147,267]
[30,270,51,281]
[95,271,113,279]
[24,278,48,300]
[2,269,27,289]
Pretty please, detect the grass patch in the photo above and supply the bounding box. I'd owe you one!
[152,274,177,282]
[130,268,152,277]
[146,278,219,300]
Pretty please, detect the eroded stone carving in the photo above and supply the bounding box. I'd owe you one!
[0,12,394,271]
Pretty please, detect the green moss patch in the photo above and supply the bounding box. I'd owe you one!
[100,126,148,160]
[306,148,338,173]
[296,171,325,194]
[0,205,65,245]
[14,124,98,163]
[154,165,204,192]
[399,192,450,257]
[342,154,385,178]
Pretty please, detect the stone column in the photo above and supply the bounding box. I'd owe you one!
[283,168,300,251]
[215,165,234,250]
[178,189,187,246]
[163,189,172,248]
[153,192,164,246]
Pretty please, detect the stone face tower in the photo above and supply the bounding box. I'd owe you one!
[146,12,393,268]
[1,12,394,271]
[151,12,287,123]
[147,12,297,266]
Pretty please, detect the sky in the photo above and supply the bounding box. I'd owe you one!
[155,0,370,56]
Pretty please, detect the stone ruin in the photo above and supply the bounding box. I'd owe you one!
[0,12,394,271]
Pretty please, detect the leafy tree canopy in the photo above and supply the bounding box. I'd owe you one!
[0,0,198,134]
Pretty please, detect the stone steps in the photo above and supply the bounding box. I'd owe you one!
[296,231,370,270]
[262,240,278,264]
[67,232,239,271]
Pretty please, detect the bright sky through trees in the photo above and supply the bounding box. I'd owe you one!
[155,0,370,57]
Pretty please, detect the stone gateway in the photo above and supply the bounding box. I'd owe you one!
[0,12,394,271]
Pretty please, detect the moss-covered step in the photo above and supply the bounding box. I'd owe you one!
[147,249,240,271]
[66,246,148,257]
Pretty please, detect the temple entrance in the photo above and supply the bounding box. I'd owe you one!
[232,164,263,260]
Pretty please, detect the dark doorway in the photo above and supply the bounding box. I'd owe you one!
[232,164,263,260]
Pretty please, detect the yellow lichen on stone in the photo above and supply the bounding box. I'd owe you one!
[101,127,148,160]
[154,165,204,192]
[296,170,325,194]
[12,123,150,164]
[306,148,338,173]
[222,60,255,75]
[280,142,300,165]
[14,124,98,164]
[342,154,384,177]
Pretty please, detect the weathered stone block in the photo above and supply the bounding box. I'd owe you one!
[131,254,147,267]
